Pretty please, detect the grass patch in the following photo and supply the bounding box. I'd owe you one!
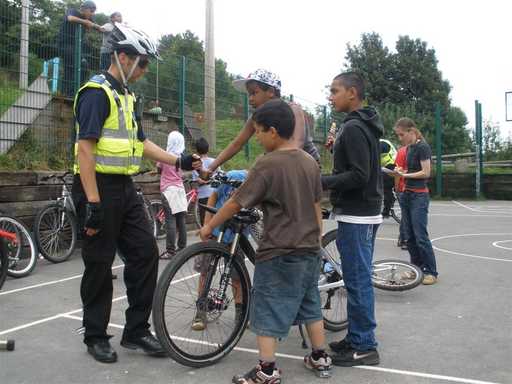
[0,75,23,116]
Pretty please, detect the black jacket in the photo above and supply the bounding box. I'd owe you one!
[322,107,383,216]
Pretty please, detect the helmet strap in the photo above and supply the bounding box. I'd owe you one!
[113,51,140,88]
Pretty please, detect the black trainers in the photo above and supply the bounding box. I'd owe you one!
[328,337,351,353]
[332,347,380,367]
[232,364,281,384]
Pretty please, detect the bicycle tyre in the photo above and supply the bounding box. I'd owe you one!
[192,199,201,229]
[0,216,38,278]
[34,203,77,263]
[142,197,157,237]
[321,229,348,332]
[390,209,401,225]
[0,238,8,290]
[153,241,251,368]
[372,259,423,291]
[150,200,166,240]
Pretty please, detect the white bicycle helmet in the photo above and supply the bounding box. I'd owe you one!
[109,23,162,60]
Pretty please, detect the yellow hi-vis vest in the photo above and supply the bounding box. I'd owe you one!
[73,74,144,175]
[380,139,397,167]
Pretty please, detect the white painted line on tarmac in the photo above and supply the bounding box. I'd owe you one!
[452,200,480,212]
[452,201,512,215]
[430,213,512,218]
[492,240,512,251]
[0,264,125,296]
[60,316,503,384]
[432,233,512,263]
[0,272,198,335]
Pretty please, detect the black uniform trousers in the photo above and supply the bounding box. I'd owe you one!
[72,173,159,345]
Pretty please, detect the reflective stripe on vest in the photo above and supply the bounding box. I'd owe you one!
[73,75,143,175]
[380,139,397,167]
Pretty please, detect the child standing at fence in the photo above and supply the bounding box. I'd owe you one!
[200,99,331,383]
[192,137,216,225]
[158,131,188,259]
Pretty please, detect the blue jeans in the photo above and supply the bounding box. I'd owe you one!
[336,222,378,351]
[401,192,438,277]
[397,192,408,242]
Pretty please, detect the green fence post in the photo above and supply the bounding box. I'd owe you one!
[179,56,186,135]
[435,102,442,196]
[478,102,484,195]
[474,100,482,198]
[243,93,250,161]
[74,25,82,96]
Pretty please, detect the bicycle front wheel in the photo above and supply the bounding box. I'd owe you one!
[34,203,77,263]
[372,259,423,291]
[0,216,38,278]
[152,241,251,368]
[321,229,348,332]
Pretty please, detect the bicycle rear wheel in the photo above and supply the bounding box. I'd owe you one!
[152,241,251,368]
[320,229,348,332]
[34,203,77,263]
[142,197,157,237]
[0,238,8,290]
[150,200,166,240]
[372,259,423,291]
[191,199,201,229]
[0,216,38,278]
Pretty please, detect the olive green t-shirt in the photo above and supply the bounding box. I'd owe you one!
[232,149,322,262]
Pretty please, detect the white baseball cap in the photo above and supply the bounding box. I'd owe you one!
[232,69,281,93]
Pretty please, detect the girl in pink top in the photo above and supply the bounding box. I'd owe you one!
[158,131,188,259]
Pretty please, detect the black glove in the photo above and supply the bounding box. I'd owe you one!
[84,202,104,230]
[178,153,198,171]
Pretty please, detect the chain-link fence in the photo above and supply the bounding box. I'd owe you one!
[0,1,333,171]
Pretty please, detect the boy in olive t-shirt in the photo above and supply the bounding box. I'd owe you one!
[199,99,331,383]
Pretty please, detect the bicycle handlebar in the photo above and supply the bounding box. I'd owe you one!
[40,171,73,182]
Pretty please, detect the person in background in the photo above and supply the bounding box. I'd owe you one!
[191,137,217,225]
[99,12,123,71]
[57,1,102,97]
[394,145,408,249]
[204,69,321,176]
[380,138,398,218]
[192,170,247,332]
[393,118,438,285]
[158,131,188,260]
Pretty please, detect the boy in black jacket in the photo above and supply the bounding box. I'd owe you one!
[322,72,383,366]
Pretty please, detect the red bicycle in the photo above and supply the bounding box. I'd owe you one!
[0,228,15,290]
[150,179,201,240]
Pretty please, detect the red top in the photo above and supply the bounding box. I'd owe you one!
[395,146,407,193]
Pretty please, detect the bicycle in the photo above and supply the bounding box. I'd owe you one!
[0,232,11,290]
[33,172,78,263]
[150,178,201,240]
[321,210,423,292]
[0,214,38,278]
[151,173,337,368]
[132,170,157,238]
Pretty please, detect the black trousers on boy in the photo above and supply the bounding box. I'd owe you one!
[72,173,159,345]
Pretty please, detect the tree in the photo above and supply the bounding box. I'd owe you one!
[482,120,502,159]
[343,32,471,153]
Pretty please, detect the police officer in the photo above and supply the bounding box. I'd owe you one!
[72,23,201,363]
[380,138,398,217]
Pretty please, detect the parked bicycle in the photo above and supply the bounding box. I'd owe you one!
[0,213,38,278]
[0,233,11,290]
[33,172,78,263]
[150,178,201,240]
